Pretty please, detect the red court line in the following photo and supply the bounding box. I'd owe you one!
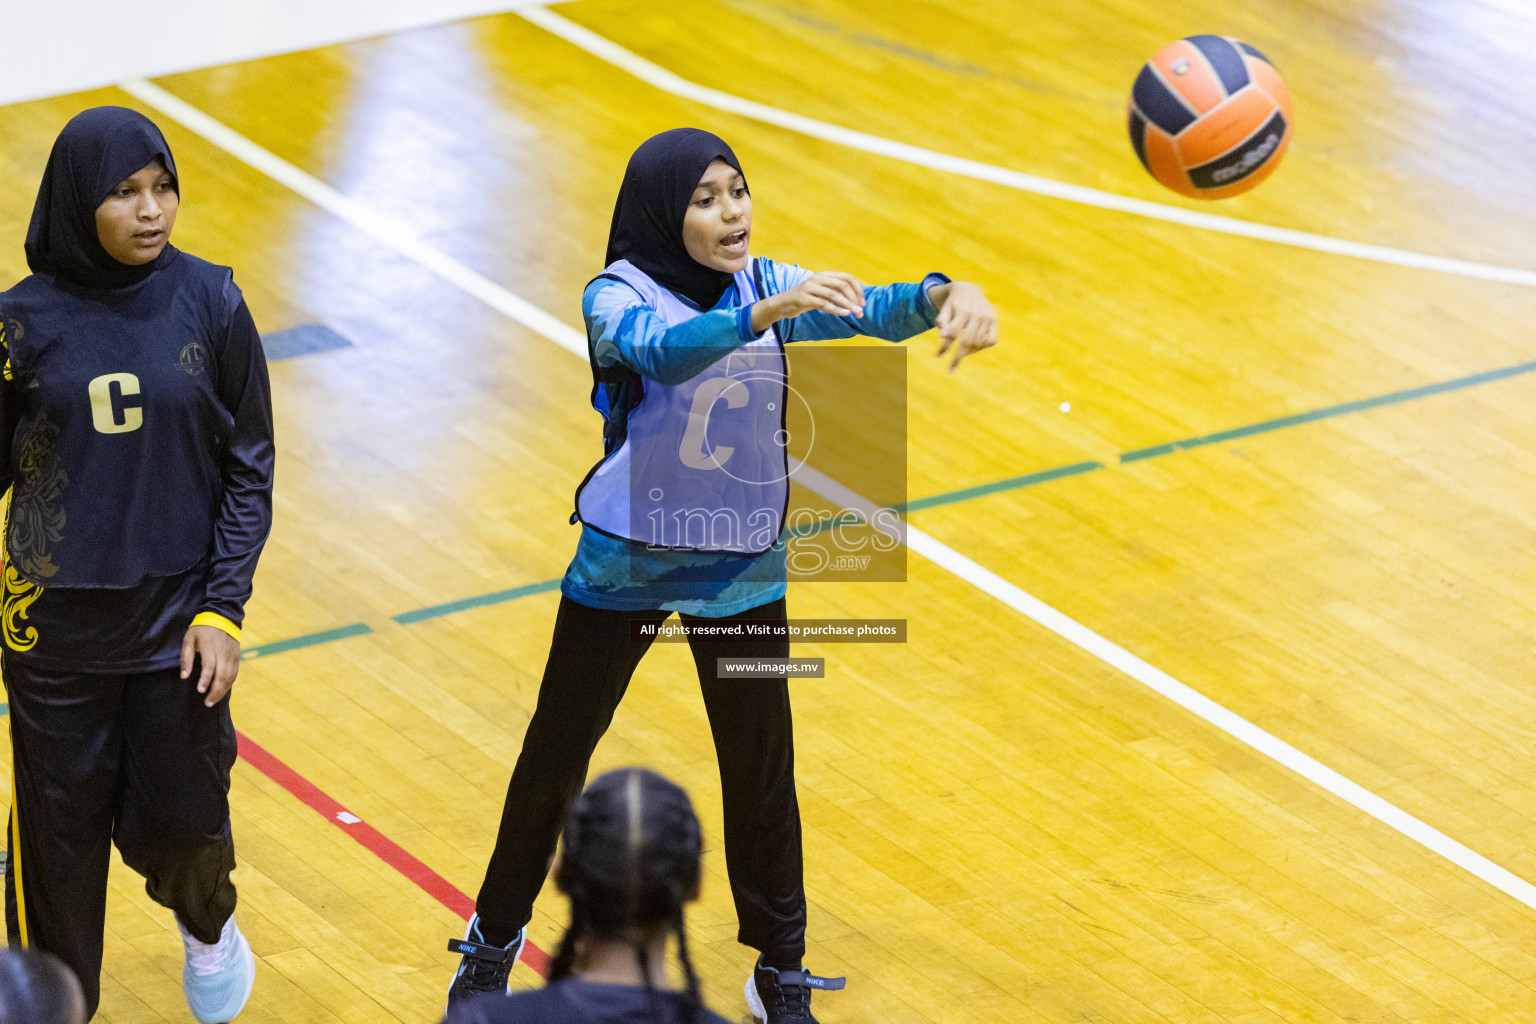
[235,729,552,978]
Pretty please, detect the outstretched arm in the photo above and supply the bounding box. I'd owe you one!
[752,263,998,370]
[925,280,998,372]
[750,271,869,333]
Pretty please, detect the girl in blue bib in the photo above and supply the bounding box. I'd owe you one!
[449,129,996,1023]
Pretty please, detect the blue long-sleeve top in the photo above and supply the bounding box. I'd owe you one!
[563,258,946,617]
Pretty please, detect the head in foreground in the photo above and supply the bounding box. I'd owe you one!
[550,766,706,1023]
[0,948,87,1024]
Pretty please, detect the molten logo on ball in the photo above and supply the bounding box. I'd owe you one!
[1127,34,1293,199]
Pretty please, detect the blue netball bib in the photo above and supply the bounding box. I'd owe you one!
[575,260,789,555]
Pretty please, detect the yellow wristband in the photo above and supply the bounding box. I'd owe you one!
[191,612,241,644]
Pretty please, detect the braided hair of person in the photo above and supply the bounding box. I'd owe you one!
[547,767,704,1024]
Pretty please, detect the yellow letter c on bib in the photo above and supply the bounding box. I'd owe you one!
[88,372,143,434]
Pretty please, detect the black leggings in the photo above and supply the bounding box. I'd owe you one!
[3,654,238,1019]
[474,594,805,964]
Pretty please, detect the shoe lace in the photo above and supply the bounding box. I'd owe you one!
[766,972,813,1019]
[458,952,509,993]
[182,929,227,978]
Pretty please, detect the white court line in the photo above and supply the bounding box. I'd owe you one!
[117,75,1536,914]
[118,78,588,359]
[519,5,1536,291]
[795,462,1536,910]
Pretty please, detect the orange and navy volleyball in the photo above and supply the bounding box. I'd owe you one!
[1128,35,1293,199]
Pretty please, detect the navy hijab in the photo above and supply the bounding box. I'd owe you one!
[25,106,180,290]
[605,128,746,310]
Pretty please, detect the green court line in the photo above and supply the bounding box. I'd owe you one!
[1120,358,1536,463]
[394,578,563,624]
[243,622,372,659]
[242,354,1536,658]
[899,461,1105,513]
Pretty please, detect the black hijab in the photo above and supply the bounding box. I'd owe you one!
[25,106,180,290]
[605,128,746,310]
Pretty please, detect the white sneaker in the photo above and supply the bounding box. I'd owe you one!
[178,915,256,1023]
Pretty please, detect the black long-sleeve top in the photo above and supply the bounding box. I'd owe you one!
[0,249,274,670]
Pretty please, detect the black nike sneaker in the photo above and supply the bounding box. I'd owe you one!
[446,914,525,1007]
[745,956,846,1023]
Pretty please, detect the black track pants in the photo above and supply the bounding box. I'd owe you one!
[474,594,806,964]
[3,654,238,1019]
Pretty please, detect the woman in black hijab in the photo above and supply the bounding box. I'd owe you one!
[448,128,995,1024]
[0,106,274,1023]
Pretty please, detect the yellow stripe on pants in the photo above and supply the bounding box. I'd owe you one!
[9,763,26,948]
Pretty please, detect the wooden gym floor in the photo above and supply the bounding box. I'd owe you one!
[3,0,1536,1020]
